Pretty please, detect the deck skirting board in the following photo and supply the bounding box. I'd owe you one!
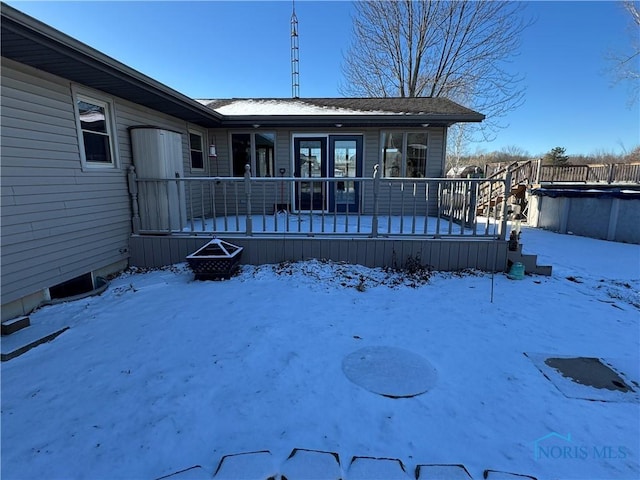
[129,235,508,273]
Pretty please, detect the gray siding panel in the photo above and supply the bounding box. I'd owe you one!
[129,236,509,273]
[0,57,198,307]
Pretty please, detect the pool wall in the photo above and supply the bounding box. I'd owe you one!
[527,187,640,244]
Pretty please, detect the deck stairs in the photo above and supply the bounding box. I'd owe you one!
[476,160,535,218]
[476,161,552,276]
[507,242,552,276]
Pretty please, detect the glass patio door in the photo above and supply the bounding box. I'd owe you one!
[329,135,362,213]
[294,137,327,211]
[293,135,363,212]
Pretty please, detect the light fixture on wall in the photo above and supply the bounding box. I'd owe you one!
[209,138,218,176]
[208,143,217,159]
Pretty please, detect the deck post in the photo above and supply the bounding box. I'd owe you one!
[127,166,141,234]
[499,171,512,241]
[467,179,477,227]
[244,164,252,236]
[370,164,380,237]
[537,160,544,183]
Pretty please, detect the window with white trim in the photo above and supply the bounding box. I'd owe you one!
[381,131,428,178]
[231,132,275,177]
[73,91,118,169]
[189,131,205,171]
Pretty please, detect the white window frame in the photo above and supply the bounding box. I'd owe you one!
[72,86,119,171]
[380,130,429,178]
[188,129,206,173]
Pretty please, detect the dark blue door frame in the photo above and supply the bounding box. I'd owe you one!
[329,135,363,213]
[294,137,327,211]
[294,135,362,212]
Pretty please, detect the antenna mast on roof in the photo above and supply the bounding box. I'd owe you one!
[291,0,300,98]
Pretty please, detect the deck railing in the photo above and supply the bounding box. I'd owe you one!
[486,161,640,184]
[477,161,533,212]
[128,166,509,240]
[537,162,640,184]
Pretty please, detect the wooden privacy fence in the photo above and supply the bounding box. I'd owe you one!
[128,165,509,240]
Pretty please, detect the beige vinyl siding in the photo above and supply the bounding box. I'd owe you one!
[1,58,127,305]
[359,129,378,214]
[361,127,445,216]
[427,126,446,177]
[275,130,290,176]
[0,57,198,306]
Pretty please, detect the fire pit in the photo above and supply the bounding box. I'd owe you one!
[186,239,243,280]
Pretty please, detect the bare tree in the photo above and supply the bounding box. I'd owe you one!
[340,0,530,141]
[446,123,472,173]
[607,1,640,105]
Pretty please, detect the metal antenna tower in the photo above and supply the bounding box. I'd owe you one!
[291,0,300,98]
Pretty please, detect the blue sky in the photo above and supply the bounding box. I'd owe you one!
[6,0,639,156]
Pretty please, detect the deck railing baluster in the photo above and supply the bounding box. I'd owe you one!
[262,182,267,232]
[356,179,362,233]
[371,165,380,238]
[200,182,205,231]
[223,182,228,231]
[387,181,392,234]
[211,180,217,234]
[187,180,194,232]
[435,182,442,238]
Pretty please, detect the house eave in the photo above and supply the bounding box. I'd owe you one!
[218,114,484,129]
[0,3,223,128]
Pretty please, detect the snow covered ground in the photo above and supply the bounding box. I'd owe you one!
[1,226,639,480]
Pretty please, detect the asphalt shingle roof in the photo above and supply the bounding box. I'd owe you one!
[200,97,483,117]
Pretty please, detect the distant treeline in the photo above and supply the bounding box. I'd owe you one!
[447,145,640,173]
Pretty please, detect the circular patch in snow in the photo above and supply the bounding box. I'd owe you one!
[342,346,437,398]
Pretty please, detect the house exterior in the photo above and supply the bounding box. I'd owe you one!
[1,3,221,320]
[1,3,500,322]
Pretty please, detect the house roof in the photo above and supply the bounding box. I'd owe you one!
[0,3,223,128]
[199,98,484,128]
[1,3,485,130]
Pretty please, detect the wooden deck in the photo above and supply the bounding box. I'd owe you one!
[128,172,511,273]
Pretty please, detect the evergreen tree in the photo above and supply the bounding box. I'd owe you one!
[543,147,570,166]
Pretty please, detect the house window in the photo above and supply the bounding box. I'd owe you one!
[73,91,118,169]
[189,131,205,171]
[381,131,428,178]
[231,132,275,177]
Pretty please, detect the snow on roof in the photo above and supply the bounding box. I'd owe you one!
[203,99,389,116]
